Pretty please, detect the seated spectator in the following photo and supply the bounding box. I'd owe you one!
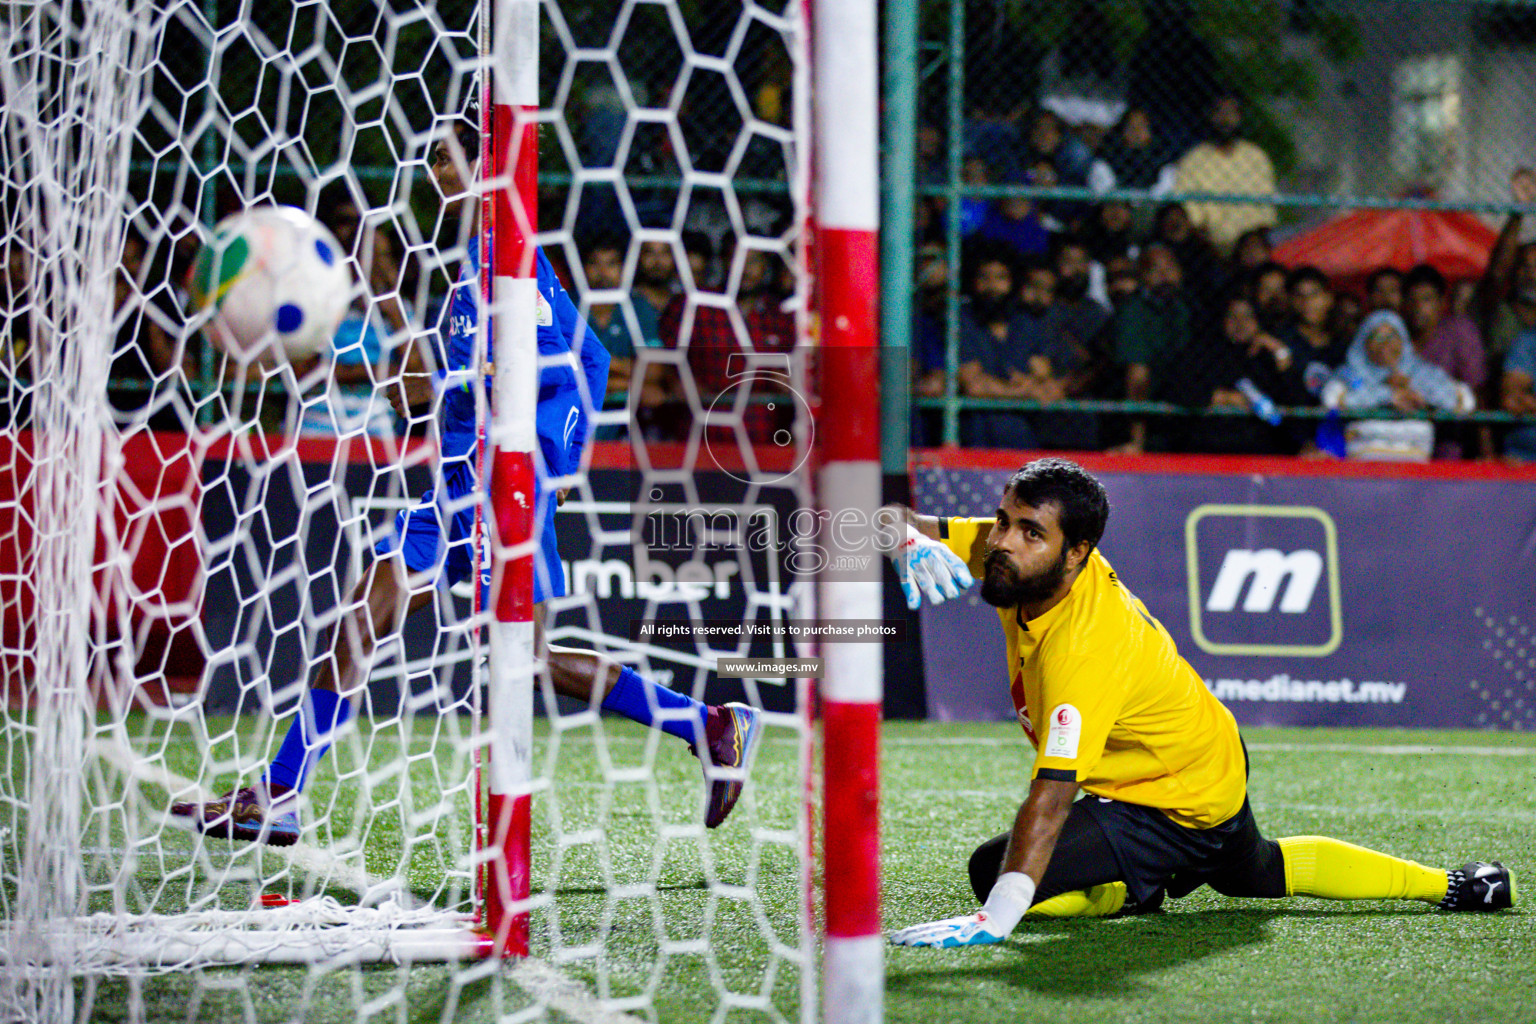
[1154,202,1223,314]
[1498,325,1536,461]
[954,248,1059,449]
[1173,92,1277,256]
[1048,235,1113,401]
[1080,200,1135,266]
[1403,264,1486,397]
[1,241,36,428]
[1246,261,1291,333]
[916,124,947,186]
[1329,290,1365,347]
[660,244,796,447]
[973,186,1051,261]
[1016,256,1094,448]
[1088,106,1177,195]
[955,155,996,239]
[299,224,406,439]
[1170,293,1310,455]
[111,228,184,432]
[911,242,950,447]
[1231,227,1273,275]
[1365,267,1404,314]
[1321,310,1473,415]
[1105,252,1141,310]
[1024,107,1093,188]
[1475,168,1536,363]
[1110,242,1193,453]
[1278,265,1348,397]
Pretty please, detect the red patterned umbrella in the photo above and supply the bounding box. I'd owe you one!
[1273,208,1498,290]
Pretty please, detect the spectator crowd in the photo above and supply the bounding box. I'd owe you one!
[901,93,1536,460]
[16,88,1536,464]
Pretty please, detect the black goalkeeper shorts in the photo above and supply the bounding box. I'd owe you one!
[968,796,1287,909]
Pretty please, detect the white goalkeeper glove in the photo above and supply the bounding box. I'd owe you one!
[889,872,1034,948]
[893,524,975,610]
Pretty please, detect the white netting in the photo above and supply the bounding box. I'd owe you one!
[0,0,816,1021]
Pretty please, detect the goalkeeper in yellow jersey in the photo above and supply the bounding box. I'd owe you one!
[887,457,1515,948]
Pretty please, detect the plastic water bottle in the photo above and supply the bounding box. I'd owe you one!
[1235,377,1282,426]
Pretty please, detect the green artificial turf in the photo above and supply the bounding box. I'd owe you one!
[6,717,1530,1023]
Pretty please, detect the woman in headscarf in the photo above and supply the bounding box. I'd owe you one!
[1321,309,1472,413]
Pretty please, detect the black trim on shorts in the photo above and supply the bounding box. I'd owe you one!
[1035,768,1076,782]
[938,517,949,539]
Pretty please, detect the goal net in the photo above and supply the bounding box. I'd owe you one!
[0,0,869,1019]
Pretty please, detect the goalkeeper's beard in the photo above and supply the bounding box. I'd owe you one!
[981,546,1068,609]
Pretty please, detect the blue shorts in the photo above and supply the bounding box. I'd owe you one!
[374,459,565,605]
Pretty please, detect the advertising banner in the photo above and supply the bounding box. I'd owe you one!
[913,457,1536,731]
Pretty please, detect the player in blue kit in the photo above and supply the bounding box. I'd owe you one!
[172,106,762,845]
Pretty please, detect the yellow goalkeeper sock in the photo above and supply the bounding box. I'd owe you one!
[1278,836,1448,903]
[1025,882,1128,919]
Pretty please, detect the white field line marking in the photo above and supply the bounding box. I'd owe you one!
[1246,742,1536,757]
[509,959,650,1024]
[881,737,1536,756]
[1255,800,1536,824]
[92,736,397,900]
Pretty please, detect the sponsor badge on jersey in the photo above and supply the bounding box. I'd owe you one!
[1044,703,1080,760]
[537,292,554,327]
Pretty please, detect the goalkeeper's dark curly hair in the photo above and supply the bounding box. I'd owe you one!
[1003,457,1110,554]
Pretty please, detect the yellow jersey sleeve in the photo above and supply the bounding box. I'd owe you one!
[1030,650,1125,783]
[939,517,991,579]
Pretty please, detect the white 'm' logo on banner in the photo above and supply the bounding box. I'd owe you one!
[1205,549,1324,614]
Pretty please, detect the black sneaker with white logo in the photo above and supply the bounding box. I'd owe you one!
[1439,861,1516,911]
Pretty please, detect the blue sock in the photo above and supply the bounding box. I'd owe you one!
[264,689,353,793]
[600,666,709,745]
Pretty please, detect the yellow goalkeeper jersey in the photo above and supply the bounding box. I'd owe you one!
[941,517,1246,829]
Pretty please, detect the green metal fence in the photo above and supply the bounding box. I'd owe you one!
[883,0,1536,461]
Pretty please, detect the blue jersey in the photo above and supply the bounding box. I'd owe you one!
[439,244,610,483]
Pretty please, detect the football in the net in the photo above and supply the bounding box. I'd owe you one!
[189,206,352,363]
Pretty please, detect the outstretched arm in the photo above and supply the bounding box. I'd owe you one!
[890,776,1078,947]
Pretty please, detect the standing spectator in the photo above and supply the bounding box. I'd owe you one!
[1498,326,1536,460]
[1403,264,1486,397]
[681,230,717,293]
[1476,168,1536,363]
[953,248,1054,449]
[1170,293,1309,455]
[632,239,678,346]
[299,224,405,439]
[1110,243,1193,453]
[1403,263,1490,457]
[1173,92,1277,256]
[661,244,796,447]
[1365,267,1405,314]
[578,236,645,441]
[1088,106,1177,195]
[1247,261,1291,333]
[1278,265,1348,397]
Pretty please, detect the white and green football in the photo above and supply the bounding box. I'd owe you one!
[189,205,351,363]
